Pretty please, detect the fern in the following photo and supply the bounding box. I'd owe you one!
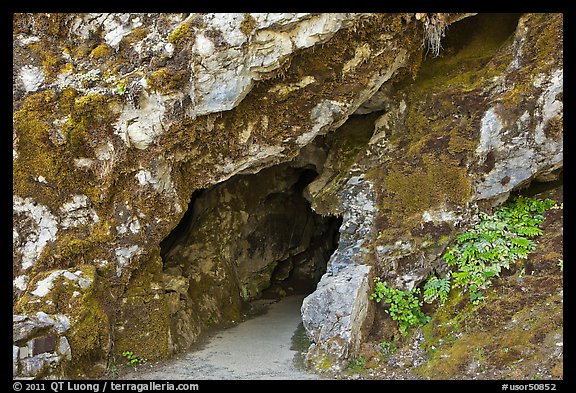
[423,275,451,304]
[441,195,557,304]
[371,278,430,335]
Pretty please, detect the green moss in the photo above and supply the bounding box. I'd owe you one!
[500,14,562,110]
[114,254,172,360]
[419,333,492,379]
[16,268,80,315]
[26,41,65,82]
[418,288,563,379]
[529,14,562,70]
[417,243,563,380]
[13,89,120,275]
[120,26,149,47]
[240,13,256,36]
[13,90,63,203]
[418,287,485,379]
[312,354,334,371]
[347,356,368,375]
[53,221,113,265]
[447,128,478,155]
[13,89,117,207]
[383,154,471,216]
[89,44,113,60]
[168,20,193,47]
[15,265,113,377]
[67,295,110,377]
[63,266,112,378]
[366,16,524,248]
[147,67,189,93]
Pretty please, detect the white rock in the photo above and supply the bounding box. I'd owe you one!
[73,158,95,169]
[95,142,114,161]
[13,315,27,323]
[31,271,64,297]
[115,245,140,274]
[186,13,361,118]
[57,337,72,360]
[13,314,54,342]
[297,100,344,145]
[13,346,19,376]
[35,312,55,326]
[53,315,71,334]
[20,353,60,377]
[477,107,504,155]
[60,194,99,229]
[20,65,45,93]
[114,92,166,150]
[31,270,92,297]
[14,275,29,291]
[13,197,59,271]
[19,346,30,359]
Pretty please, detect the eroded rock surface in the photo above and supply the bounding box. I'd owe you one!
[13,12,562,378]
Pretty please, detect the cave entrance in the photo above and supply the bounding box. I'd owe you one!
[159,162,342,338]
[260,168,343,299]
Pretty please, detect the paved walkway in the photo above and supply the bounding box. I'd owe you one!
[120,295,323,380]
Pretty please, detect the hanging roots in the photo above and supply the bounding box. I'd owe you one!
[417,13,447,58]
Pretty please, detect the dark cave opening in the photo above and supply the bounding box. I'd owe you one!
[517,169,563,198]
[418,12,524,80]
[159,188,204,263]
[438,13,523,55]
[158,162,342,322]
[260,193,342,300]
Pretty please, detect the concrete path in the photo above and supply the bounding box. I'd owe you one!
[120,295,324,380]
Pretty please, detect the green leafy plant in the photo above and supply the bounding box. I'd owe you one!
[558,259,563,272]
[378,341,397,355]
[441,196,556,304]
[106,363,118,379]
[423,274,451,304]
[347,356,367,374]
[370,277,430,335]
[122,351,147,367]
[116,82,127,96]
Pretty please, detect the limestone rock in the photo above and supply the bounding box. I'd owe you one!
[12,12,562,378]
[301,12,562,369]
[20,353,60,378]
[302,263,373,370]
[13,346,19,376]
[57,337,72,361]
[160,163,341,352]
[302,173,377,367]
[358,13,563,288]
[13,313,54,343]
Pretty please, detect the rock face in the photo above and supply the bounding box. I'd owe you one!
[13,12,562,378]
[160,162,341,353]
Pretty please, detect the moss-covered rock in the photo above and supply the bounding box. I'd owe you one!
[416,188,563,379]
[113,253,172,361]
[15,265,114,378]
[12,12,562,379]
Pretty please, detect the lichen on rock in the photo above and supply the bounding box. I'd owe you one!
[12,12,562,379]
